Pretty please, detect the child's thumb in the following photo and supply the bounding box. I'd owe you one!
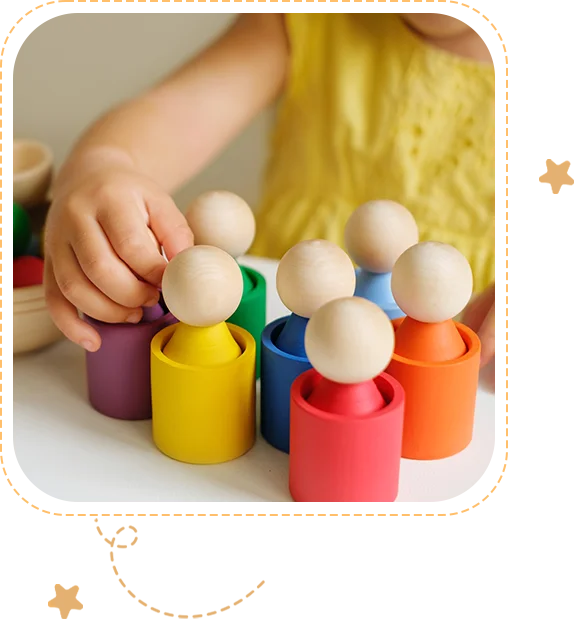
[147,194,194,260]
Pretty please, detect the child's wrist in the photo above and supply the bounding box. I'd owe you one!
[63,145,137,178]
[53,146,137,198]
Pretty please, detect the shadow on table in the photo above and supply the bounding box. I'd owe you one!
[13,340,292,502]
[14,340,154,446]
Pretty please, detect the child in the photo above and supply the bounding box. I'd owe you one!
[44,13,495,371]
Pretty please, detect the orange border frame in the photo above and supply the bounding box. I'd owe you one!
[4,0,574,619]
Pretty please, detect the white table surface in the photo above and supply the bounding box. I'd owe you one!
[13,255,494,503]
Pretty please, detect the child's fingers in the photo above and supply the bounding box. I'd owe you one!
[71,218,160,308]
[51,243,143,325]
[146,194,194,260]
[461,282,495,333]
[477,303,495,368]
[480,356,495,393]
[44,255,102,351]
[97,200,168,287]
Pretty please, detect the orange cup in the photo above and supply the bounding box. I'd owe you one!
[387,318,480,460]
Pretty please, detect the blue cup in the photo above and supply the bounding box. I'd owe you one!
[260,316,312,453]
[354,268,405,320]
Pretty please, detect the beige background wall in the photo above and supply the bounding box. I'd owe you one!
[14,13,273,209]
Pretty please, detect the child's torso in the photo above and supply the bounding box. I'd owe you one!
[251,14,495,292]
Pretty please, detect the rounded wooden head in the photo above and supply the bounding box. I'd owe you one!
[161,245,243,327]
[185,190,255,258]
[391,242,473,323]
[344,200,419,273]
[305,297,395,384]
[276,240,356,318]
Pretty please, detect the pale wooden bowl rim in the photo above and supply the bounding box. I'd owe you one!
[13,284,45,304]
[13,139,53,182]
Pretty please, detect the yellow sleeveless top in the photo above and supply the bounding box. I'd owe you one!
[250,14,495,292]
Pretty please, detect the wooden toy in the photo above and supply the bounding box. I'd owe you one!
[345,200,418,319]
[260,239,356,453]
[13,284,63,354]
[386,242,481,460]
[289,297,405,502]
[84,298,176,421]
[13,202,32,257]
[151,245,256,464]
[85,225,171,420]
[13,139,53,207]
[185,190,266,377]
[14,256,44,288]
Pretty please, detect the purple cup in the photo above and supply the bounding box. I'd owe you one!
[85,307,177,420]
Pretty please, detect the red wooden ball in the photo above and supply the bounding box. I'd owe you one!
[14,256,44,288]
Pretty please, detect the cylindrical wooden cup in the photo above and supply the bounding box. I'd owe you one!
[386,318,481,460]
[289,369,405,502]
[85,310,177,421]
[151,323,256,464]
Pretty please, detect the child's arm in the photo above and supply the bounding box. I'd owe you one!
[45,14,289,351]
[60,14,289,192]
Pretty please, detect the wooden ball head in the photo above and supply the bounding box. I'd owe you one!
[345,200,419,274]
[386,241,481,460]
[289,298,405,502]
[276,240,356,319]
[346,200,418,320]
[151,244,256,464]
[161,246,243,366]
[162,245,243,327]
[273,239,356,359]
[391,242,473,363]
[185,190,265,376]
[305,297,395,385]
[304,297,395,416]
[391,241,473,324]
[260,240,356,452]
[185,191,255,259]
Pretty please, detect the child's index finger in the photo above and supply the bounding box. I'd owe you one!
[99,201,168,287]
[146,194,194,261]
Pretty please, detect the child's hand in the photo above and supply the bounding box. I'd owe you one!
[461,282,495,368]
[44,160,193,352]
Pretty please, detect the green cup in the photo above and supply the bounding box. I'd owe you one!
[229,266,266,379]
[13,202,31,258]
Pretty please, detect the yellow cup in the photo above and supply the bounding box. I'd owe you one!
[151,323,256,464]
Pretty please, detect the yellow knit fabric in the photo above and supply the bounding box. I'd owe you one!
[250,14,495,292]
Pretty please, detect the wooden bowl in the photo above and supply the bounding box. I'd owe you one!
[13,139,53,208]
[14,285,63,354]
